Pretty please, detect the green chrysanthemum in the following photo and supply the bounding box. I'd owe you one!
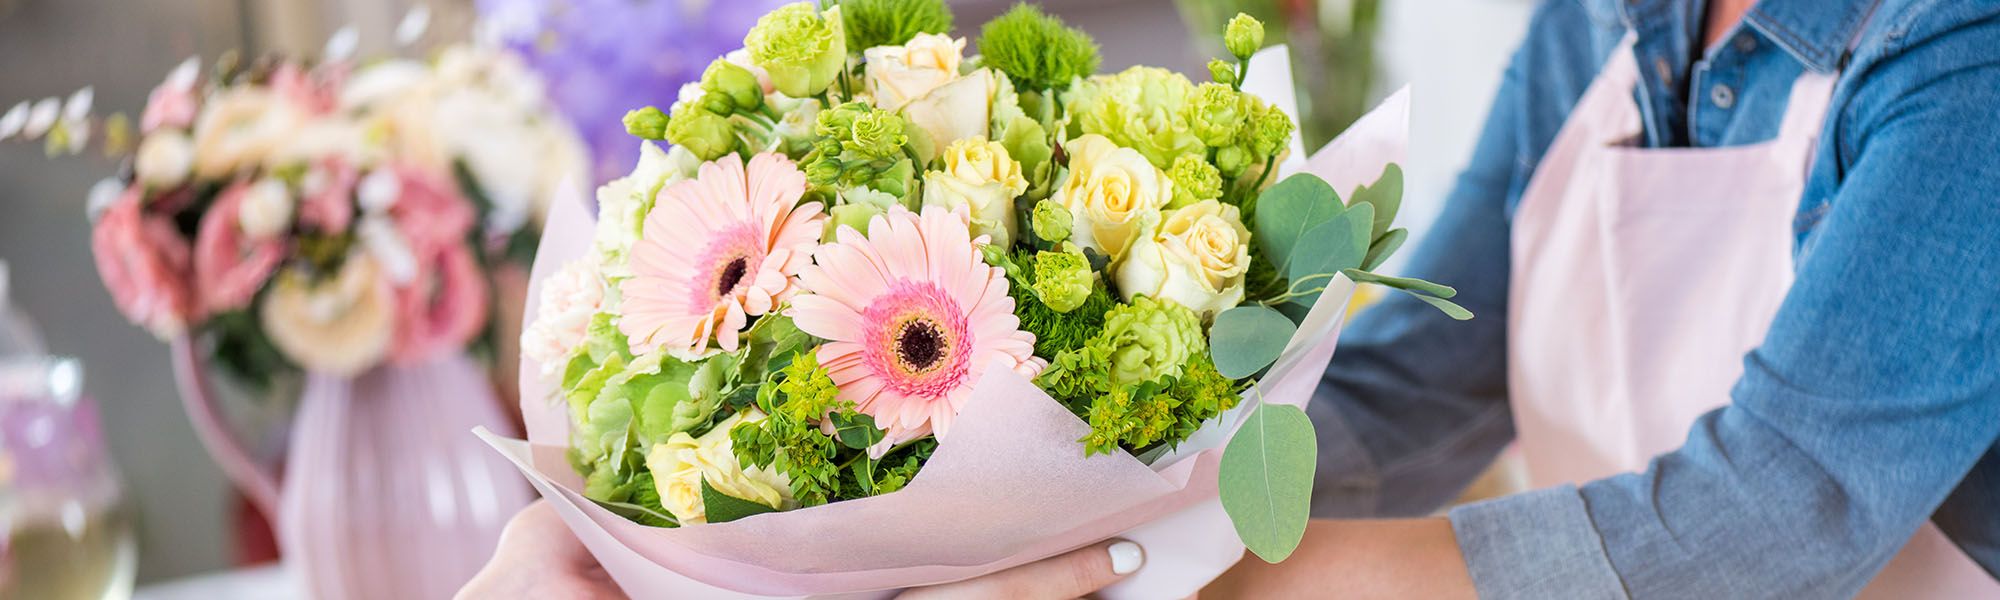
[842,0,954,51]
[977,4,1102,91]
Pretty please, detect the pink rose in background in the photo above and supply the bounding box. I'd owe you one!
[141,78,199,133]
[91,189,197,337]
[270,63,342,117]
[388,165,476,250]
[193,181,288,312]
[389,241,490,365]
[300,159,358,233]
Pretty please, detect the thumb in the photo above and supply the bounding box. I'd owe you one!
[899,540,1146,600]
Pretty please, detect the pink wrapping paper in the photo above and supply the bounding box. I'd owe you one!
[486,46,1409,599]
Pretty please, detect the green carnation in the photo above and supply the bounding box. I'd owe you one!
[1166,154,1223,208]
[977,4,1101,91]
[804,102,915,193]
[1186,83,1248,148]
[666,109,738,161]
[1097,295,1205,385]
[1031,248,1093,313]
[1246,100,1294,158]
[844,110,909,160]
[842,0,953,51]
[745,3,848,98]
[1214,145,1252,178]
[1064,66,1206,168]
[1223,13,1265,61]
[623,106,668,140]
[1029,199,1072,242]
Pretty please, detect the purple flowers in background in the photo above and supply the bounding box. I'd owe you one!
[477,0,781,184]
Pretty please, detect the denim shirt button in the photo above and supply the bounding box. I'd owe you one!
[1710,84,1736,109]
[1735,33,1758,53]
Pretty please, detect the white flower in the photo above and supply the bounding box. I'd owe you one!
[900,68,1000,163]
[1053,134,1175,261]
[593,141,696,275]
[920,136,1027,247]
[133,130,194,189]
[521,258,604,374]
[646,411,795,525]
[236,178,294,240]
[260,256,396,376]
[864,33,965,111]
[190,89,302,178]
[1116,199,1252,317]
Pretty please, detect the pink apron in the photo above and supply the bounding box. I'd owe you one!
[1506,36,1999,596]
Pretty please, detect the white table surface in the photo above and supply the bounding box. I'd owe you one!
[132,565,302,600]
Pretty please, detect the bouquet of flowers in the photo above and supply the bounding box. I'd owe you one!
[66,44,586,386]
[497,2,1460,597]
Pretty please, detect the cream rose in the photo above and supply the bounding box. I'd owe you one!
[134,129,194,189]
[1116,199,1251,317]
[235,178,294,240]
[646,411,795,525]
[921,136,1028,247]
[1053,134,1175,261]
[190,89,302,178]
[901,68,999,163]
[260,255,396,376]
[864,33,964,111]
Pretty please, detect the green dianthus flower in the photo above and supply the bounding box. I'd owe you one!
[1166,154,1223,208]
[1097,295,1205,385]
[745,3,848,98]
[1031,248,1093,313]
[1246,100,1294,158]
[844,110,908,160]
[1064,66,1207,169]
[978,4,1102,92]
[1186,83,1248,148]
[1207,59,1236,86]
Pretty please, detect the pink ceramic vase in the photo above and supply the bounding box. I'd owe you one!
[171,339,531,599]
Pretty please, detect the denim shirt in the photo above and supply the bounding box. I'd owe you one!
[1308,0,2000,596]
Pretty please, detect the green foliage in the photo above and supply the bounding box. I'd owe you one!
[701,478,779,523]
[727,353,922,506]
[842,0,954,51]
[1248,168,1467,319]
[1219,397,1317,563]
[977,4,1101,91]
[1209,305,1296,378]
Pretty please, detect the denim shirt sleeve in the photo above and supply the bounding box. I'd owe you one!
[1309,0,1616,519]
[1449,7,2000,598]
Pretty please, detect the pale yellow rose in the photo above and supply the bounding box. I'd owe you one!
[1053,134,1175,261]
[1116,199,1251,317]
[190,89,302,178]
[901,68,999,163]
[260,255,396,377]
[921,136,1027,247]
[864,33,965,111]
[134,130,194,189]
[646,411,795,525]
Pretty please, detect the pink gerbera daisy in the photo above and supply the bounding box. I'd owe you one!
[790,205,1045,448]
[620,153,824,357]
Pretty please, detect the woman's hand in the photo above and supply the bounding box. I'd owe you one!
[896,540,1146,600]
[457,500,623,600]
[1206,519,1476,599]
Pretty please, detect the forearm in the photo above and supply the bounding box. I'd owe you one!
[1207,519,1475,599]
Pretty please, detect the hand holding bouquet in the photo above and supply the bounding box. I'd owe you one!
[501,3,1462,597]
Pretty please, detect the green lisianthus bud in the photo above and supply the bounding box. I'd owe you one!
[1031,248,1094,313]
[1215,145,1252,178]
[1224,13,1265,61]
[1030,199,1072,242]
[701,59,764,112]
[804,155,843,186]
[1186,83,1247,147]
[1166,154,1223,208]
[1207,58,1236,86]
[666,110,737,161]
[745,3,848,98]
[699,91,736,116]
[623,106,669,140]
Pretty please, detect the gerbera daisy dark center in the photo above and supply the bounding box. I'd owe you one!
[896,319,947,372]
[716,256,750,297]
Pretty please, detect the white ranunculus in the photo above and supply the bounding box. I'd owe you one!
[1116,199,1252,317]
[190,89,302,178]
[133,130,194,189]
[920,136,1027,247]
[864,33,965,111]
[900,68,1000,163]
[646,411,795,525]
[236,178,295,240]
[1053,134,1175,261]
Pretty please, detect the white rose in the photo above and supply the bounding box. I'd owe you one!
[864,33,965,111]
[920,136,1027,247]
[521,258,604,374]
[260,255,395,377]
[236,178,294,240]
[133,130,194,189]
[265,118,370,168]
[900,68,999,163]
[1053,134,1175,261]
[190,89,301,178]
[1116,199,1251,317]
[646,411,795,525]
